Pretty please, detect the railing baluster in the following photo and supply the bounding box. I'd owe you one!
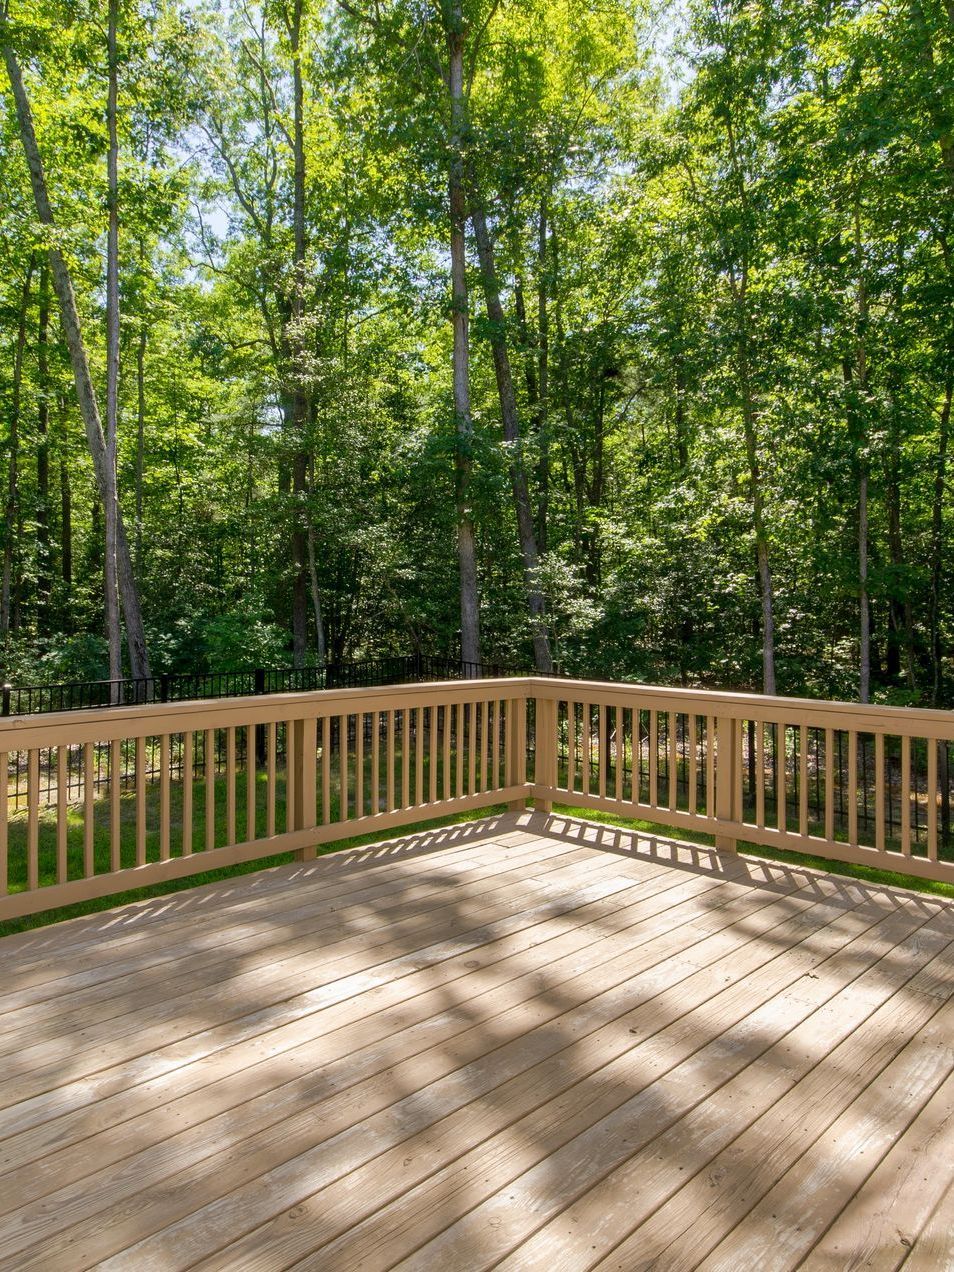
[799,724,808,837]
[135,736,147,867]
[705,714,715,818]
[667,710,677,810]
[355,711,364,820]
[900,735,912,856]
[824,728,835,843]
[56,745,68,884]
[339,712,348,821]
[27,748,39,890]
[567,701,577,795]
[266,722,276,837]
[110,739,121,872]
[875,733,886,854]
[83,741,94,875]
[407,707,414,803]
[246,727,256,841]
[755,719,765,829]
[454,703,463,799]
[182,731,193,855]
[492,700,501,791]
[777,724,786,832]
[928,739,938,862]
[430,707,440,802]
[847,729,858,847]
[160,733,171,861]
[598,704,607,800]
[648,710,658,807]
[205,728,216,853]
[386,710,395,811]
[687,713,697,816]
[581,703,591,797]
[321,716,331,824]
[285,718,297,834]
[616,705,624,803]
[372,710,381,815]
[480,700,489,793]
[467,702,476,797]
[225,727,236,848]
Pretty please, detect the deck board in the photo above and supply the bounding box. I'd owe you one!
[0,811,951,1271]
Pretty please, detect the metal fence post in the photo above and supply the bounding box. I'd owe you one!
[1,684,10,717]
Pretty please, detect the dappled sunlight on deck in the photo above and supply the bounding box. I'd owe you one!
[0,811,951,1270]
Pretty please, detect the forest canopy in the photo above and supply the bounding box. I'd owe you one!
[0,0,951,706]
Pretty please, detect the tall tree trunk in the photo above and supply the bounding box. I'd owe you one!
[135,315,146,576]
[470,205,553,673]
[105,0,123,690]
[2,259,32,641]
[445,0,481,670]
[930,376,952,706]
[306,519,326,667]
[733,295,776,696]
[536,198,550,554]
[853,194,871,703]
[1,27,151,679]
[285,0,310,667]
[36,261,51,620]
[59,441,73,626]
[858,470,870,702]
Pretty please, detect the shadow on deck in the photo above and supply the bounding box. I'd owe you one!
[0,811,951,1270]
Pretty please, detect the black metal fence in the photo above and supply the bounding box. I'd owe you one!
[0,653,523,718]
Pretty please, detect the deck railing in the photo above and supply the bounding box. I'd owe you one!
[1,676,953,919]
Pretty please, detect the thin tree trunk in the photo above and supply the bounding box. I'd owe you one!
[536,197,550,554]
[858,471,870,702]
[445,0,480,670]
[930,376,952,706]
[306,519,326,667]
[285,0,310,667]
[59,445,72,624]
[2,259,32,641]
[470,204,553,673]
[105,0,122,691]
[135,315,146,576]
[36,261,50,619]
[2,27,151,679]
[853,194,870,703]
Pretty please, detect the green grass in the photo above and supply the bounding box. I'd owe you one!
[552,803,954,901]
[0,744,506,938]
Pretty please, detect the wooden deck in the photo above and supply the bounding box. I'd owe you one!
[0,812,952,1271]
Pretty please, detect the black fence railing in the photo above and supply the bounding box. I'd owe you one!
[0,653,524,718]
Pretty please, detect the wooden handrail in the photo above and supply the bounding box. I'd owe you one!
[2,675,953,921]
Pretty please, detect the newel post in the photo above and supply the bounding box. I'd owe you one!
[291,716,318,860]
[714,714,739,853]
[533,694,557,813]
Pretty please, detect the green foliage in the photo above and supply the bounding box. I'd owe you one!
[0,0,951,708]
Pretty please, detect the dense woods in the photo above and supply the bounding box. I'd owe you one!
[0,0,951,706]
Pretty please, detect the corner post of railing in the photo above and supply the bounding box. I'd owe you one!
[1,684,10,717]
[506,693,528,811]
[533,690,557,813]
[159,673,170,704]
[715,714,739,853]
[292,714,319,861]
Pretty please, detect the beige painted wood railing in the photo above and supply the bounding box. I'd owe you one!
[2,675,953,919]
[531,678,954,886]
[0,680,527,920]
